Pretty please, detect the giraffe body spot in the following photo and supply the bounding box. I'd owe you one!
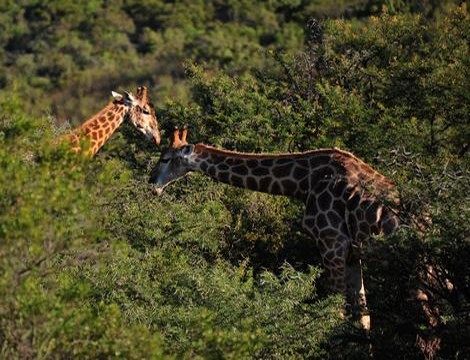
[324,236,338,248]
[332,257,344,267]
[293,166,308,180]
[230,175,244,188]
[318,191,332,211]
[314,180,329,194]
[328,211,342,228]
[252,167,269,176]
[320,228,340,239]
[325,251,335,261]
[272,164,292,178]
[208,166,216,177]
[246,177,258,190]
[333,200,346,216]
[299,178,309,191]
[307,195,318,213]
[317,240,327,254]
[232,165,249,176]
[332,180,348,197]
[200,162,208,172]
[310,155,331,167]
[246,159,258,168]
[226,158,243,166]
[218,171,230,183]
[260,159,273,167]
[259,177,272,191]
[311,166,334,186]
[281,179,297,195]
[276,158,292,165]
[317,213,328,229]
[270,181,282,194]
[349,215,358,236]
[211,154,224,164]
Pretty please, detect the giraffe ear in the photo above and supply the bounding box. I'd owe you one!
[180,126,189,145]
[111,91,124,102]
[123,91,137,105]
[171,127,181,149]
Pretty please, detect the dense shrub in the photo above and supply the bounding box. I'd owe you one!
[1,1,468,359]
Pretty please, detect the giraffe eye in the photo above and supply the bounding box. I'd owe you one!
[182,146,192,155]
[142,108,150,115]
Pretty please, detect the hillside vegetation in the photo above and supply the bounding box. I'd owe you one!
[0,1,469,358]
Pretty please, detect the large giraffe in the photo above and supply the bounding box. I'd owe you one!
[149,128,401,330]
[60,86,160,156]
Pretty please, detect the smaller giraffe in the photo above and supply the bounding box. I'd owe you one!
[60,86,160,156]
[149,128,401,331]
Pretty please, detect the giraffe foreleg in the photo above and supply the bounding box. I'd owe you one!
[302,210,370,331]
[317,234,370,331]
[345,246,370,331]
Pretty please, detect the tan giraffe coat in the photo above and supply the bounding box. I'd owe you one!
[59,86,160,156]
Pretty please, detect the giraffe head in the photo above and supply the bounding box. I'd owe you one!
[112,86,160,145]
[149,126,193,195]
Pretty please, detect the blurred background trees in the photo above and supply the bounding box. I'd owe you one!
[1,0,468,358]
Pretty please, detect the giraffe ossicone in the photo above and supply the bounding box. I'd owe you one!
[149,128,401,331]
[60,86,160,156]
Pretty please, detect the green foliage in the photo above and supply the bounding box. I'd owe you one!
[0,92,164,358]
[1,1,469,359]
[360,150,470,358]
[0,90,341,358]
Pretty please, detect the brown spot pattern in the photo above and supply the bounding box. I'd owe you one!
[183,144,399,326]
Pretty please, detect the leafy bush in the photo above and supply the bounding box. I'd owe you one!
[1,1,468,359]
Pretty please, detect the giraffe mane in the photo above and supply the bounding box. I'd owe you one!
[194,144,396,188]
[195,143,338,158]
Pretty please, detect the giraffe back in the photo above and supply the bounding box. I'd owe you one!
[302,149,400,243]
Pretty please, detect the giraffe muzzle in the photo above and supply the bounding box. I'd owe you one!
[152,186,164,196]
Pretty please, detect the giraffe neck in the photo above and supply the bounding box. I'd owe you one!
[188,144,316,199]
[73,101,127,156]
[187,144,396,201]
